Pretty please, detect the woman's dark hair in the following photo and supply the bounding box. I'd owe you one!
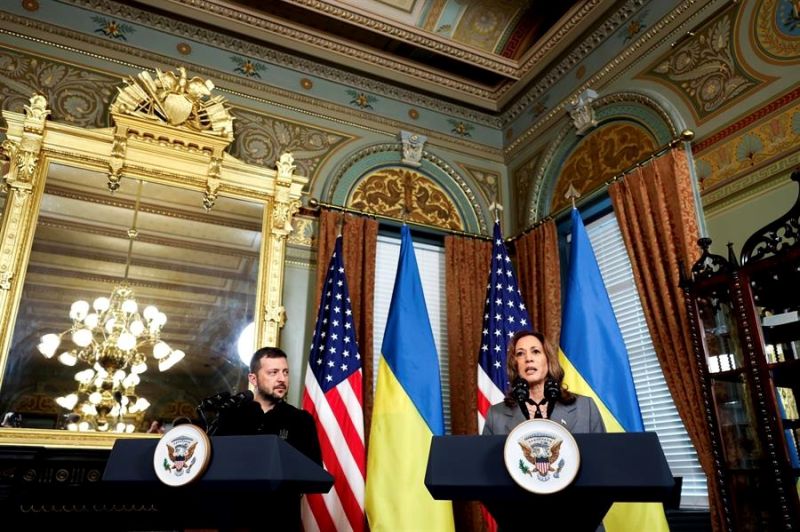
[503,330,575,406]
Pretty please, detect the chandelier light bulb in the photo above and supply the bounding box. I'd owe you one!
[105,317,116,334]
[81,403,97,416]
[122,373,140,388]
[110,404,120,417]
[56,393,79,410]
[156,312,167,327]
[143,305,159,321]
[58,351,78,366]
[78,421,90,431]
[38,333,61,358]
[131,361,148,374]
[125,424,135,433]
[97,422,109,432]
[158,349,184,371]
[89,391,102,404]
[72,328,93,347]
[84,313,99,328]
[67,422,78,431]
[153,341,171,359]
[69,300,90,321]
[113,369,126,383]
[117,331,136,351]
[129,320,145,337]
[116,422,126,433]
[134,397,150,412]
[74,369,95,383]
[93,297,110,312]
[121,299,138,314]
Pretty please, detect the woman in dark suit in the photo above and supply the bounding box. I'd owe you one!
[482,329,606,435]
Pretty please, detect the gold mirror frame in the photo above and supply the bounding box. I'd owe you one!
[0,69,306,448]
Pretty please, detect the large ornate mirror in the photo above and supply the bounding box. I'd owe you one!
[0,69,306,447]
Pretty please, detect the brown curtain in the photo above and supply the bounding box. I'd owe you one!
[515,220,561,345]
[315,209,379,440]
[444,234,492,532]
[608,148,724,531]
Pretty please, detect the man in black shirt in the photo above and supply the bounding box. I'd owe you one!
[215,346,322,466]
[213,347,323,531]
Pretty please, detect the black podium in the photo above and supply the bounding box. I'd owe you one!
[102,434,333,530]
[425,432,674,531]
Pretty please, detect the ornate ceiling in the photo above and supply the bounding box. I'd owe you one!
[132,0,604,110]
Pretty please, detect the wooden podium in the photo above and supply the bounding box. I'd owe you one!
[425,432,674,531]
[98,434,333,530]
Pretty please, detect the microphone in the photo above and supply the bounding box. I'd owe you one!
[199,391,232,410]
[511,377,531,420]
[544,378,561,401]
[219,390,254,410]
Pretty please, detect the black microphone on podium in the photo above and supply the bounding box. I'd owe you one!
[199,390,232,410]
[511,377,531,420]
[219,390,254,409]
[544,378,561,401]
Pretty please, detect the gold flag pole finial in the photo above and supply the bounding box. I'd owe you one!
[565,182,581,209]
[336,212,345,238]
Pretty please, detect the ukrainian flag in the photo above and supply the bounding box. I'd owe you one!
[365,225,455,531]
[560,208,670,532]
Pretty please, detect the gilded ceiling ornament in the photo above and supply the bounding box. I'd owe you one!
[110,67,233,137]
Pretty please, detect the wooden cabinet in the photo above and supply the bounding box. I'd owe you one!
[683,170,800,531]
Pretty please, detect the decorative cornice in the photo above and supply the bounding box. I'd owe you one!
[505,0,705,157]
[280,0,519,76]
[702,150,800,212]
[63,0,504,111]
[501,0,648,126]
[693,86,800,154]
[0,17,503,157]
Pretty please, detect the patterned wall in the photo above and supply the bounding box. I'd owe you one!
[694,91,800,193]
[348,167,464,230]
[637,3,769,123]
[551,122,657,213]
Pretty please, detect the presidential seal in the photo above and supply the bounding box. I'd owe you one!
[503,419,580,494]
[153,423,211,487]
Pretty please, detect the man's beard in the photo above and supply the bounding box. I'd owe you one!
[258,386,286,404]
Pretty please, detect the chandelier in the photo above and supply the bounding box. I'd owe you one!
[37,181,185,432]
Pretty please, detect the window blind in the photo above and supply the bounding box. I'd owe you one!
[372,234,451,433]
[586,212,709,508]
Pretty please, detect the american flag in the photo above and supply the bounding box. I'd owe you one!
[302,235,366,532]
[477,221,532,433]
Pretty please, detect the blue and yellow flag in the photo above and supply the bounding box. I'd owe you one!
[365,225,455,531]
[560,208,670,532]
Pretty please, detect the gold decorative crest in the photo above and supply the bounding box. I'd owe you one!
[110,67,233,138]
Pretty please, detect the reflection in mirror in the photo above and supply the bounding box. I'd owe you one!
[0,163,262,433]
